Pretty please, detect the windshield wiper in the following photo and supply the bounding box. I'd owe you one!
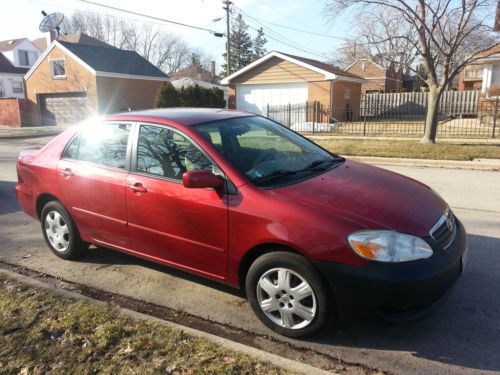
[298,157,344,172]
[251,169,297,183]
[252,158,344,184]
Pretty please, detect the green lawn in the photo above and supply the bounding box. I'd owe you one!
[310,138,500,161]
[0,274,290,375]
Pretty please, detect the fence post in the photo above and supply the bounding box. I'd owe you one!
[363,105,367,136]
[266,103,269,117]
[312,101,317,134]
[493,98,499,139]
[287,102,291,127]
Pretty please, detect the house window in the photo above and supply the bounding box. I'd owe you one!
[0,80,4,97]
[344,89,352,99]
[18,50,38,67]
[11,80,23,94]
[464,65,483,80]
[50,59,66,78]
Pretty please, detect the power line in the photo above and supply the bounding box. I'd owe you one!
[250,18,350,41]
[74,0,224,37]
[245,21,327,59]
[232,7,328,59]
[237,0,329,36]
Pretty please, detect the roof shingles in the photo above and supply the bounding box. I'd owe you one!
[279,52,361,79]
[0,38,26,52]
[59,41,167,78]
[0,53,28,74]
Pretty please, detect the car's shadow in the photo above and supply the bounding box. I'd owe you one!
[79,246,245,298]
[75,232,500,372]
[0,181,20,215]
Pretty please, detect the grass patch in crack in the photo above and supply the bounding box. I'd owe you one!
[0,273,291,374]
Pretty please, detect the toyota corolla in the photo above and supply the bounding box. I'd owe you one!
[16,108,467,338]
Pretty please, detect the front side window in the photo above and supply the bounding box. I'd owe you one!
[51,59,66,78]
[62,123,131,169]
[194,116,343,187]
[136,125,214,180]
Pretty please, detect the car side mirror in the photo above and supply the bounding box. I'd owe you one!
[182,170,225,189]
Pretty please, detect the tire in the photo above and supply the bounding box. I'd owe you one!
[40,201,87,260]
[245,251,336,338]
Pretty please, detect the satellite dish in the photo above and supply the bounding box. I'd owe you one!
[39,11,64,33]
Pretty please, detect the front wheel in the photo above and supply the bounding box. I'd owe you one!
[41,201,87,260]
[245,251,335,338]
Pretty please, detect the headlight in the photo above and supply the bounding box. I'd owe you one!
[348,230,433,263]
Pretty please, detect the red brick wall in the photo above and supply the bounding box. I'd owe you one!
[0,99,22,126]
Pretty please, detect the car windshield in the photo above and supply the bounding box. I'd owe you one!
[193,116,343,187]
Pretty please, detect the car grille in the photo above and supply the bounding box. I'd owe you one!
[429,208,456,249]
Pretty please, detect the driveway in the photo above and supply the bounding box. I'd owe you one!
[1,137,499,375]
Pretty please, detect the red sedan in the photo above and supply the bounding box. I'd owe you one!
[16,108,467,337]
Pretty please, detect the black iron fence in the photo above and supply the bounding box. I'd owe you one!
[267,98,500,138]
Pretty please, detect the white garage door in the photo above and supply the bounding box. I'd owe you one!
[236,83,308,115]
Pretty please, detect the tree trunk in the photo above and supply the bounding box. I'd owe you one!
[421,88,442,144]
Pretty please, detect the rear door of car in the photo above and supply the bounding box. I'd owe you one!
[57,121,133,249]
[125,123,229,280]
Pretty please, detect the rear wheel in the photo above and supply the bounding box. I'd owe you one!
[245,251,335,338]
[41,201,87,260]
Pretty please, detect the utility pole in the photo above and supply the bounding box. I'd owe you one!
[223,0,231,76]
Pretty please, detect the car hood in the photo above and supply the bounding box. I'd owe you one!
[270,160,447,237]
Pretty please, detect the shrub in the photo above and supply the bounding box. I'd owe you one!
[155,82,226,108]
[487,84,500,97]
[154,81,180,108]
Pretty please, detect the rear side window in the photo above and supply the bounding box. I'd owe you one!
[62,123,131,169]
[136,124,214,180]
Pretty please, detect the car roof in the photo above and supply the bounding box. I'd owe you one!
[105,108,255,126]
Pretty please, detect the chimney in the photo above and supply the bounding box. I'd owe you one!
[46,29,57,46]
[210,61,216,82]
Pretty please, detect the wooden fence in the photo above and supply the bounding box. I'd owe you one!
[361,90,480,118]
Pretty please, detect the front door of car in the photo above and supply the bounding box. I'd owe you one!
[57,122,132,249]
[125,123,229,280]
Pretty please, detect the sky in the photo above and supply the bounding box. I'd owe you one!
[0,0,355,68]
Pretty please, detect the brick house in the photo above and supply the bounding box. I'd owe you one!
[24,37,167,126]
[220,51,364,121]
[345,58,402,93]
[458,43,500,94]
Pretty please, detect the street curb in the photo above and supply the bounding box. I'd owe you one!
[308,135,500,144]
[0,269,335,375]
[345,155,500,171]
[0,131,63,140]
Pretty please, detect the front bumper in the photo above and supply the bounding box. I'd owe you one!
[314,219,467,318]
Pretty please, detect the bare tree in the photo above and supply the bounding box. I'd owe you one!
[61,11,197,74]
[326,0,496,143]
[328,40,371,68]
[357,8,418,73]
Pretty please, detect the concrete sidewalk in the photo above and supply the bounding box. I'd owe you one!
[0,126,64,139]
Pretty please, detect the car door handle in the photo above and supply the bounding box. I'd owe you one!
[127,183,147,193]
[59,168,74,177]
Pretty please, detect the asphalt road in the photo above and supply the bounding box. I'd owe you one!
[1,137,499,375]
